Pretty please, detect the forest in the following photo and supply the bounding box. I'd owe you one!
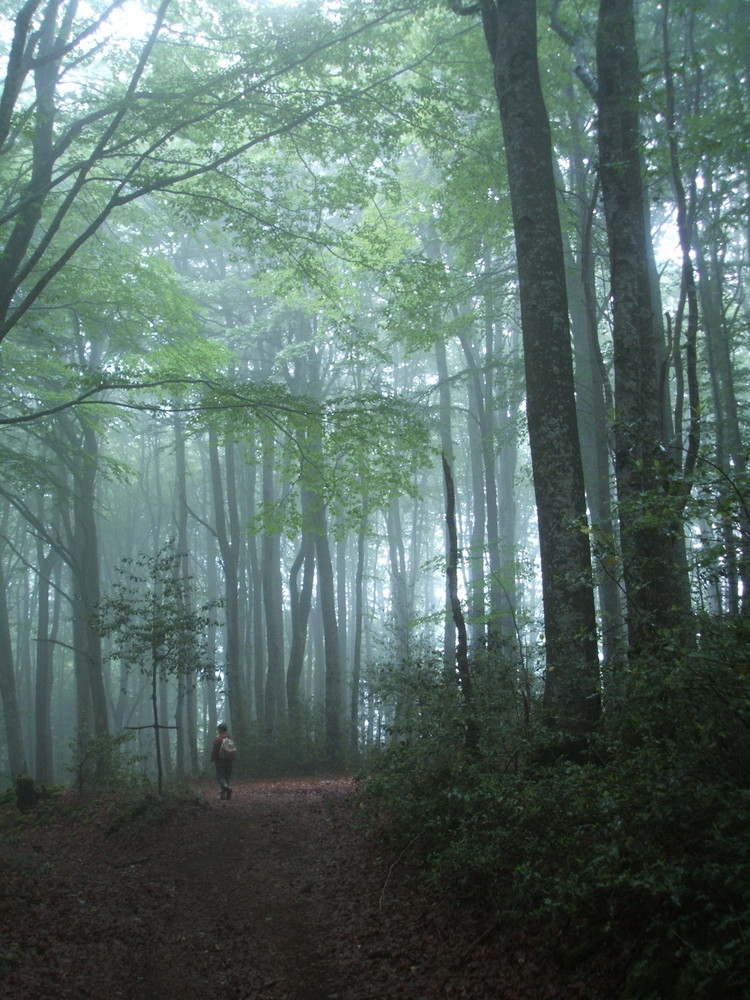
[0,0,748,995]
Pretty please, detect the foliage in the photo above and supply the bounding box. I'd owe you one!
[359,630,750,999]
[66,729,148,794]
[93,540,223,791]
[104,784,208,837]
[241,702,342,777]
[94,540,222,685]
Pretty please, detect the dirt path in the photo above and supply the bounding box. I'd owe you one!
[124,777,351,1000]
[1,777,614,1000]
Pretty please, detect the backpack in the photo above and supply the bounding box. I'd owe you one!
[218,736,237,760]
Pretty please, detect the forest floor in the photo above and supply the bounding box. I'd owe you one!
[0,776,620,1000]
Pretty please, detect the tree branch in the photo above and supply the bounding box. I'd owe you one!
[550,0,598,99]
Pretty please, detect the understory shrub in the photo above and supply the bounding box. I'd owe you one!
[105,784,208,835]
[359,638,750,999]
[67,729,148,792]
[243,702,337,776]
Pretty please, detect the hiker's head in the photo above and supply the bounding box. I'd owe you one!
[217,722,228,733]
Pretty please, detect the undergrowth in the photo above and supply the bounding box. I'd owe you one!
[104,784,209,836]
[358,636,750,1000]
[0,778,208,840]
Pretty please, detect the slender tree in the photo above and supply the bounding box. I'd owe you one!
[94,541,221,793]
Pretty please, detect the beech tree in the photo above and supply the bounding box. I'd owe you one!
[451,0,600,728]
[596,0,694,656]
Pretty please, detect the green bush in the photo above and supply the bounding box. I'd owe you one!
[359,636,750,999]
[105,784,208,836]
[67,729,148,793]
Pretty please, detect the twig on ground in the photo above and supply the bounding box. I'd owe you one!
[459,920,499,964]
[379,833,423,909]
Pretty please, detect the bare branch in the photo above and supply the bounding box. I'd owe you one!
[550,0,597,99]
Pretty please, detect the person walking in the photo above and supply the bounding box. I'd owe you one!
[210,722,236,800]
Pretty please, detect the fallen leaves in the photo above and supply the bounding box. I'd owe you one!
[0,777,618,1000]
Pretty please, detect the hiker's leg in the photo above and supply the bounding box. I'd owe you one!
[215,762,229,794]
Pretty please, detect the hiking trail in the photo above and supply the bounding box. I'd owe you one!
[1,776,614,999]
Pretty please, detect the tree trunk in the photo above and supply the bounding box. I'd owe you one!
[34,537,60,785]
[496,323,522,667]
[478,0,600,728]
[314,513,343,765]
[596,0,692,654]
[0,551,28,779]
[68,420,109,738]
[173,411,198,776]
[460,336,488,651]
[302,415,344,764]
[287,528,315,724]
[245,460,266,724]
[386,496,410,668]
[208,429,247,745]
[557,124,626,680]
[696,223,747,613]
[261,433,285,732]
[350,509,367,754]
[434,337,460,666]
[442,454,472,710]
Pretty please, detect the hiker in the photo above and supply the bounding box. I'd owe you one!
[210,722,236,800]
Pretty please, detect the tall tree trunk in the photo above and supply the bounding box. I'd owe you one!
[386,496,410,668]
[458,327,513,657]
[314,511,343,765]
[287,528,315,725]
[496,323,522,669]
[151,654,164,795]
[68,420,109,738]
[696,221,747,613]
[434,337,460,666]
[209,430,247,746]
[303,416,344,764]
[479,270,516,655]
[173,411,198,775]
[442,454,472,712]
[460,337,488,651]
[34,533,60,785]
[596,0,693,654]
[350,509,367,755]
[336,528,349,708]
[158,674,172,784]
[261,432,285,732]
[471,0,600,727]
[246,461,266,725]
[558,125,625,679]
[204,532,220,739]
[0,550,28,779]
